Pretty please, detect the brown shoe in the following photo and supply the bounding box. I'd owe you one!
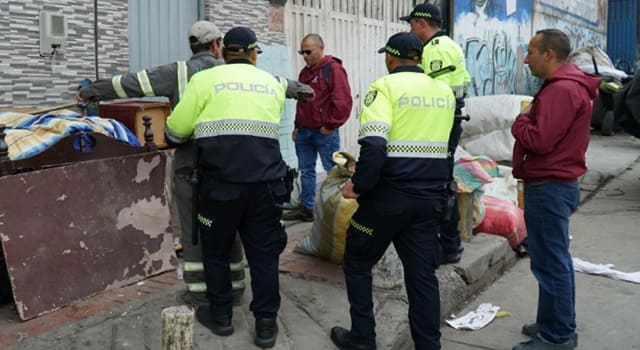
[282,206,314,222]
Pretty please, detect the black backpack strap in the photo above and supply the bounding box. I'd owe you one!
[322,62,331,86]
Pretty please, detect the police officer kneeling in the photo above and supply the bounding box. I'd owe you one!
[165,26,301,348]
[331,32,455,350]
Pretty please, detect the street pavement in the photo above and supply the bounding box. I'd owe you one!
[441,134,640,350]
[3,133,640,350]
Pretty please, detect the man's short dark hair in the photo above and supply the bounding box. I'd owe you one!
[302,33,324,47]
[536,29,571,60]
[223,47,253,62]
[190,37,221,54]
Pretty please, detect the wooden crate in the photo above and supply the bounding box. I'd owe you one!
[99,101,170,148]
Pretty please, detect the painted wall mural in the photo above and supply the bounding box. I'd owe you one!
[454,0,535,96]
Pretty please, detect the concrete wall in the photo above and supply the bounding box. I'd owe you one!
[454,0,608,96]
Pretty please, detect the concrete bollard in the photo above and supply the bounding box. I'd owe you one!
[162,305,194,350]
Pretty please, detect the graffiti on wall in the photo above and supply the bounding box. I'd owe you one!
[536,16,605,51]
[454,0,534,96]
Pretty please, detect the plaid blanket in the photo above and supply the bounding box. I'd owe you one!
[0,110,140,160]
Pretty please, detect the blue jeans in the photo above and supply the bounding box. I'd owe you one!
[524,182,580,344]
[294,127,340,209]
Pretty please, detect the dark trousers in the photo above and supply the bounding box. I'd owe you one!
[197,176,287,319]
[173,143,245,297]
[440,120,462,254]
[524,182,580,344]
[343,187,444,349]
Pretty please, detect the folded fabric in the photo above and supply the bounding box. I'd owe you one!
[454,155,499,193]
[0,110,140,160]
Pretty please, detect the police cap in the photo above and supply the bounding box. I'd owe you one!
[377,32,423,60]
[400,3,443,23]
[223,26,263,54]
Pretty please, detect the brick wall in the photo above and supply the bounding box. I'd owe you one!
[0,0,128,108]
[203,0,287,46]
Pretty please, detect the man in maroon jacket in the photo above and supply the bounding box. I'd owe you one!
[283,34,353,222]
[511,29,600,350]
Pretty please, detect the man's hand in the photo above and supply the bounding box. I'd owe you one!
[296,85,315,102]
[291,128,298,141]
[342,179,360,199]
[320,126,333,135]
[75,92,87,103]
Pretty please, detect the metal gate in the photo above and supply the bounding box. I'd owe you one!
[607,0,638,72]
[128,0,202,71]
[286,0,413,156]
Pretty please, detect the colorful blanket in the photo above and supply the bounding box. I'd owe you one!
[454,156,500,194]
[0,110,140,160]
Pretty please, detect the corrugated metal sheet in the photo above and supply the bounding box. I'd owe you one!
[607,0,638,72]
[128,0,200,71]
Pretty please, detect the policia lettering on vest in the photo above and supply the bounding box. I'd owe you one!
[330,32,455,350]
[165,26,313,349]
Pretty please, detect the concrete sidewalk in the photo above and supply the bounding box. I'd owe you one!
[3,134,639,350]
[440,138,640,349]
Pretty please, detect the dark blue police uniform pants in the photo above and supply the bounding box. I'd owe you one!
[197,176,287,319]
[440,120,462,254]
[343,187,444,350]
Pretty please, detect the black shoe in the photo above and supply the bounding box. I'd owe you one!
[195,306,234,336]
[330,326,376,350]
[282,206,314,222]
[442,247,464,264]
[255,317,278,348]
[513,336,575,350]
[522,323,578,347]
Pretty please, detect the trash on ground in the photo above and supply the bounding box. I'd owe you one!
[446,303,500,330]
[496,310,512,318]
[573,257,640,284]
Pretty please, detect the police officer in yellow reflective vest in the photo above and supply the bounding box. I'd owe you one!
[165,26,312,349]
[330,32,455,350]
[77,21,248,307]
[403,2,472,264]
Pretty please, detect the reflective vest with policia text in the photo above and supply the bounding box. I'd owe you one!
[421,33,471,98]
[360,71,454,166]
[165,62,288,183]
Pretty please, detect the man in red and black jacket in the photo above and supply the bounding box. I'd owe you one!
[283,34,353,222]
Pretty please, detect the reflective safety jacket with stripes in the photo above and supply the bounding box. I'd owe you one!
[351,65,455,197]
[166,61,289,183]
[79,51,223,109]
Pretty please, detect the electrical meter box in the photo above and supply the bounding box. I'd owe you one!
[39,11,67,56]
